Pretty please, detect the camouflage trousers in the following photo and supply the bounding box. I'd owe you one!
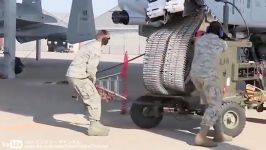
[191,75,222,127]
[68,77,101,121]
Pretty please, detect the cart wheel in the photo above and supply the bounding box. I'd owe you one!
[130,102,163,129]
[256,103,264,112]
[220,102,246,137]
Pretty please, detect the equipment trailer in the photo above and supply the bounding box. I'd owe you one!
[131,40,266,137]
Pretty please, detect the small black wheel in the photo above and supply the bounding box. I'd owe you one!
[256,103,264,112]
[130,102,163,129]
[220,102,246,137]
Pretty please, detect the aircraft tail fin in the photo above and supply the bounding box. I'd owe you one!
[67,0,96,44]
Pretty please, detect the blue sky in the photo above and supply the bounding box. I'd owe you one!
[42,0,118,16]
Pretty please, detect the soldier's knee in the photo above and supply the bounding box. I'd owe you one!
[84,92,101,102]
[207,105,222,118]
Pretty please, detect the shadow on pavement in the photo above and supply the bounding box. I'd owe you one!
[0,58,145,135]
[247,117,266,124]
[0,58,249,150]
[101,102,249,150]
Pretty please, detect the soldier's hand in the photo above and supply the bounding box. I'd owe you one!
[101,92,114,102]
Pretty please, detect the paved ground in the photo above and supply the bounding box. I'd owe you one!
[0,52,266,150]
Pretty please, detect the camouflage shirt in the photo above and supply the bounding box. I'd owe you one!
[190,33,227,78]
[66,40,102,79]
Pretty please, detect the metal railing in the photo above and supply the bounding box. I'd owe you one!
[96,72,127,100]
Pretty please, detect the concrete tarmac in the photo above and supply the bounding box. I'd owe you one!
[0,52,266,150]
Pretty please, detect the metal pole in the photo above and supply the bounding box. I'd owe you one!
[36,40,41,61]
[223,2,229,34]
[109,43,111,54]
[123,32,125,53]
[107,78,111,90]
[138,35,141,55]
[3,0,16,79]
[114,75,119,93]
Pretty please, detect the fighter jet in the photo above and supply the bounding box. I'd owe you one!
[0,0,68,44]
[1,0,96,78]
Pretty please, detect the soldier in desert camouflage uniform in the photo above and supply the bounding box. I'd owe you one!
[190,21,233,147]
[66,30,110,136]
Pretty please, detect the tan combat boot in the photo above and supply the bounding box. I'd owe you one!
[195,133,218,147]
[87,121,110,136]
[195,125,217,147]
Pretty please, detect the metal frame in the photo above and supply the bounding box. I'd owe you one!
[96,72,127,100]
[3,0,16,79]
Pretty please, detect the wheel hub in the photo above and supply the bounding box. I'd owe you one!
[223,110,239,129]
[142,106,155,117]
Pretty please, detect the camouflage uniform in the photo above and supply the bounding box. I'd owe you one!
[66,40,102,121]
[190,33,227,127]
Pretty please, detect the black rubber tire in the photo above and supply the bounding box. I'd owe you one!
[130,103,163,129]
[220,102,246,137]
[256,103,264,112]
